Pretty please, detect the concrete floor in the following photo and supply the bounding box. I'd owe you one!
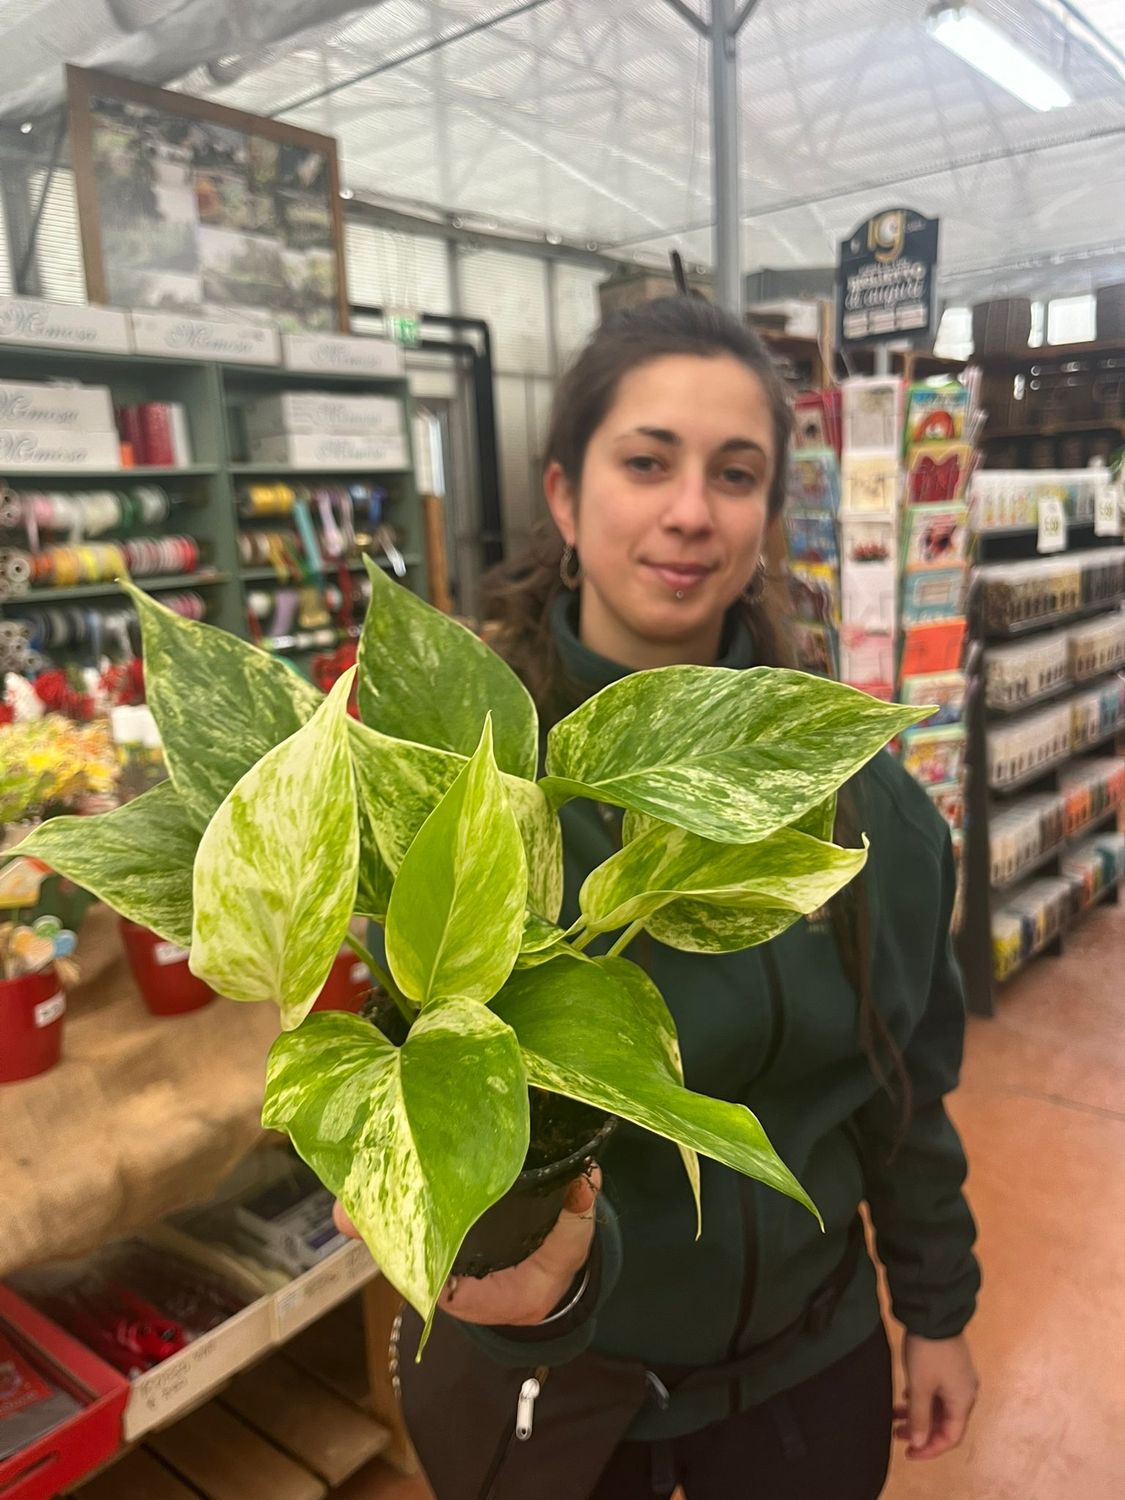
[344,899,1125,1500]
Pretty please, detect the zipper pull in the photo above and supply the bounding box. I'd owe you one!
[515,1377,541,1441]
[645,1371,671,1410]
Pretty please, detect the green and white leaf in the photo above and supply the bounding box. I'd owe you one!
[593,814,868,952]
[789,792,837,842]
[191,669,359,1029]
[515,914,592,970]
[349,720,561,920]
[358,556,538,780]
[493,956,818,1222]
[348,722,400,921]
[16,780,199,947]
[385,717,528,1007]
[123,581,323,829]
[262,1000,529,1329]
[543,665,923,844]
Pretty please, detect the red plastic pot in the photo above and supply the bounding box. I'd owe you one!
[119,919,216,1017]
[311,948,372,1014]
[0,965,65,1084]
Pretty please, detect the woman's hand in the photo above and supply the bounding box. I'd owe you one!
[332,1168,601,1327]
[895,1332,979,1460]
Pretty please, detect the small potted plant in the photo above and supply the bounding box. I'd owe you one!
[20,564,923,1339]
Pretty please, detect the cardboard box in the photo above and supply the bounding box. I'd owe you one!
[242,391,404,441]
[269,1243,379,1343]
[0,298,130,356]
[0,381,115,433]
[130,312,279,366]
[0,428,120,471]
[282,333,404,379]
[246,431,409,471]
[0,1287,129,1500]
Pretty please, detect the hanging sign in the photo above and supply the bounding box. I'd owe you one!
[836,209,939,347]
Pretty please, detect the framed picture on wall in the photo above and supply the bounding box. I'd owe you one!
[66,64,349,332]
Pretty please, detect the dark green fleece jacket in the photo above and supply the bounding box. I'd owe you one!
[467,595,980,1441]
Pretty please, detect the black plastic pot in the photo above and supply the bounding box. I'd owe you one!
[452,1106,617,1279]
[360,993,617,1279]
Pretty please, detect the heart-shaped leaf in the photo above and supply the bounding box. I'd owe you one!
[385,717,527,1007]
[191,668,359,1029]
[16,780,199,947]
[358,557,538,780]
[542,666,923,843]
[124,582,323,829]
[591,815,868,952]
[262,1000,529,1329]
[493,957,818,1221]
[349,720,561,921]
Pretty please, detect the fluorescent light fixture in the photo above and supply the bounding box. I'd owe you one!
[928,3,1074,111]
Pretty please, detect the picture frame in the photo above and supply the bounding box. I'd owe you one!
[66,65,349,334]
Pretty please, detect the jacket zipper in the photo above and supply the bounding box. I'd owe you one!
[476,1364,551,1500]
[725,947,785,1362]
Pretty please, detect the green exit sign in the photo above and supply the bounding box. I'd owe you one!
[388,314,420,347]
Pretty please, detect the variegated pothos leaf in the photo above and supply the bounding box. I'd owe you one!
[385,717,528,1007]
[349,719,562,921]
[358,556,538,779]
[594,814,869,952]
[16,780,199,947]
[190,669,359,1028]
[123,581,323,829]
[542,666,924,843]
[262,1001,529,1331]
[493,956,819,1222]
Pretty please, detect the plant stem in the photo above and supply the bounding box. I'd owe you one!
[344,931,416,1026]
[570,926,599,953]
[606,920,645,959]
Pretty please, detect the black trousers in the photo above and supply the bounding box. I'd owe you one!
[589,1323,893,1500]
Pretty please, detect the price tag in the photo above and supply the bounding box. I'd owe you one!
[1037,496,1066,553]
[1094,484,1122,537]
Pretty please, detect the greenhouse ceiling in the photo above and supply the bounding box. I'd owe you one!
[0,0,1122,301]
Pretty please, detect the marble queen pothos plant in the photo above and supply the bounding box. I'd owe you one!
[20,561,926,1339]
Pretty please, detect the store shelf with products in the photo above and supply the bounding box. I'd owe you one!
[973,338,1125,469]
[0,337,430,696]
[957,470,1125,1014]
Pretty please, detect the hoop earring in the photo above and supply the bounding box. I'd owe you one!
[741,558,767,605]
[560,544,583,590]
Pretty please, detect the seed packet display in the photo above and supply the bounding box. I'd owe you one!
[841,454,899,515]
[928,782,965,831]
[788,449,841,511]
[900,724,966,790]
[842,377,903,453]
[793,392,842,456]
[904,382,970,447]
[988,703,1072,790]
[984,632,1070,710]
[786,509,839,568]
[787,561,840,625]
[901,568,966,624]
[899,619,967,677]
[840,627,894,700]
[900,503,968,570]
[906,441,973,505]
[790,620,838,679]
[900,670,966,727]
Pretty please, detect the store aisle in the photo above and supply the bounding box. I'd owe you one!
[343,901,1125,1500]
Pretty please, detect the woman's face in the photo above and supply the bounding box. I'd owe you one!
[545,353,777,670]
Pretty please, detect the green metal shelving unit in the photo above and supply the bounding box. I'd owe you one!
[0,341,426,669]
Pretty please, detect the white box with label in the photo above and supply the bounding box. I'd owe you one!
[0,379,115,433]
[242,390,405,441]
[282,332,404,379]
[122,1296,274,1440]
[0,296,132,354]
[246,430,409,471]
[130,311,279,365]
[269,1241,380,1342]
[0,426,121,470]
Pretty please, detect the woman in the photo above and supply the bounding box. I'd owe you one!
[344,296,980,1500]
